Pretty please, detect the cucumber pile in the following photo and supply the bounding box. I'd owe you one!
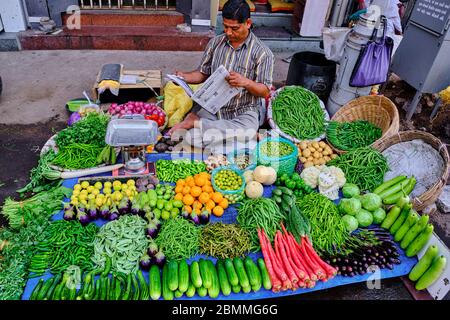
[160,257,272,300]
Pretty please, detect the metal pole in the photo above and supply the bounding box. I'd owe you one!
[109,0,112,9]
[406,90,423,120]
[90,0,94,9]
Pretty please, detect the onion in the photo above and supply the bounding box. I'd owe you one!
[115,106,122,112]
[111,103,118,108]
[119,110,126,116]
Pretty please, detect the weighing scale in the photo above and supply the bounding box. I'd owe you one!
[105,115,159,175]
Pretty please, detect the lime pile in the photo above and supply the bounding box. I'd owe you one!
[214,170,243,191]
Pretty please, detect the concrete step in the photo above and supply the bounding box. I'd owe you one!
[0,32,20,52]
[62,10,184,27]
[18,26,214,51]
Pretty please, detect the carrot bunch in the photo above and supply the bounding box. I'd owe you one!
[258,223,337,292]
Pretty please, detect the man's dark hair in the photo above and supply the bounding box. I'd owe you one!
[222,0,251,23]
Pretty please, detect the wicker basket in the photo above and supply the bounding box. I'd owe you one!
[328,95,400,154]
[372,130,450,212]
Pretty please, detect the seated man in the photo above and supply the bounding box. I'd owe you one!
[168,0,274,154]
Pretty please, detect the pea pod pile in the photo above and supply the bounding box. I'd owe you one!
[296,193,349,256]
[259,141,293,158]
[156,159,207,183]
[92,215,150,274]
[237,198,285,251]
[29,220,99,276]
[326,120,382,151]
[328,147,389,192]
[271,86,325,140]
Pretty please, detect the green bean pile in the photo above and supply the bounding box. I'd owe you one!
[51,143,104,169]
[155,217,200,261]
[326,120,382,151]
[296,193,349,256]
[29,220,99,276]
[237,198,285,251]
[156,159,207,182]
[272,86,325,140]
[0,215,51,300]
[199,223,252,259]
[328,147,389,191]
[259,141,293,158]
[92,215,150,274]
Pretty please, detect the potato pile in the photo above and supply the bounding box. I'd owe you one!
[296,140,338,168]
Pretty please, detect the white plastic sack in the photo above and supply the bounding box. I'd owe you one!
[322,27,351,62]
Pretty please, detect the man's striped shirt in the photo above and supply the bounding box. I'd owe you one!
[198,31,274,120]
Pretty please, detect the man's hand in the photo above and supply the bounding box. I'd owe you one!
[226,71,250,89]
[175,70,186,79]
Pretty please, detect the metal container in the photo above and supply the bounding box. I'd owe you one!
[105,117,159,147]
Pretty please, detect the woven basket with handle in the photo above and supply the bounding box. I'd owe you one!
[372,130,449,212]
[328,95,400,154]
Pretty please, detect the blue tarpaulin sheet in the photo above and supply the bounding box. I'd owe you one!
[21,153,417,300]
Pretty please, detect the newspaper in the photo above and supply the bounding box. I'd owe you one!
[165,65,242,114]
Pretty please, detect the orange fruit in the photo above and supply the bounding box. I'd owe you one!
[212,192,224,204]
[175,185,183,194]
[194,176,207,187]
[182,186,191,195]
[183,194,195,206]
[187,180,196,188]
[206,200,216,211]
[218,198,229,209]
[202,185,213,193]
[185,176,194,184]
[213,206,224,217]
[184,205,192,214]
[192,200,202,210]
[174,193,183,201]
[190,186,202,198]
[198,192,210,204]
[176,179,185,187]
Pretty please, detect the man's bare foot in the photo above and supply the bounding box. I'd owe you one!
[167,112,199,136]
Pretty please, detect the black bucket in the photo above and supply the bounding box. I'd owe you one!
[286,51,336,102]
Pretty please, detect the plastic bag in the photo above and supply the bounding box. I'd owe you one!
[163,81,201,128]
[322,27,351,62]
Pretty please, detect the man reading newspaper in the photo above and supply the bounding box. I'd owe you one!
[168,0,274,154]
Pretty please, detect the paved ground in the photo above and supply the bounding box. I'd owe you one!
[0,49,447,300]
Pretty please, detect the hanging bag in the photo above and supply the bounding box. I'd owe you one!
[349,16,394,87]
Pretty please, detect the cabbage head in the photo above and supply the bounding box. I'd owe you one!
[338,198,361,216]
[342,183,360,198]
[360,193,382,211]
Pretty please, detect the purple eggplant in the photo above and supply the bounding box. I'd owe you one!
[139,253,152,271]
[147,242,159,257]
[130,199,141,215]
[63,203,75,221]
[77,203,86,213]
[99,204,110,219]
[87,203,98,220]
[108,205,119,221]
[181,209,190,220]
[154,251,166,267]
[146,222,158,238]
[199,210,210,225]
[144,211,154,222]
[118,197,130,215]
[191,212,201,225]
[76,210,90,226]
[153,218,162,231]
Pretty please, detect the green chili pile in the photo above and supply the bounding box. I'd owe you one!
[327,147,389,191]
[199,223,252,259]
[237,198,285,251]
[156,159,206,182]
[1,185,72,230]
[92,215,149,274]
[29,220,99,276]
[259,141,293,158]
[51,143,104,169]
[272,86,325,140]
[155,217,200,261]
[0,215,51,300]
[326,120,382,151]
[55,112,109,149]
[296,193,349,256]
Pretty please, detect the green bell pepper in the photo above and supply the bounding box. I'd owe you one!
[285,179,296,190]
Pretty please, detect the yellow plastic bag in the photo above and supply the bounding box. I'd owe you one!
[163,81,201,128]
